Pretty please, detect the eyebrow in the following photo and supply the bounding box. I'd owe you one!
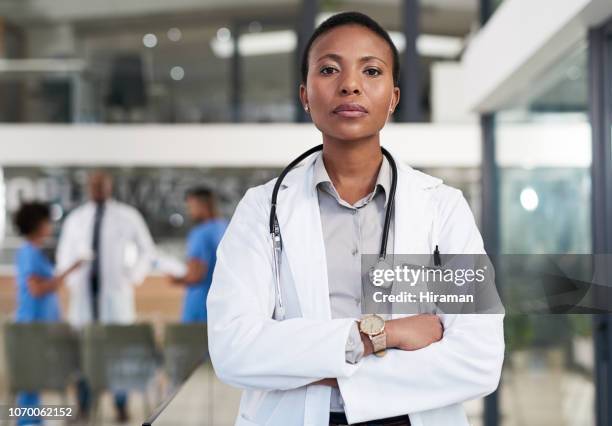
[315,53,387,66]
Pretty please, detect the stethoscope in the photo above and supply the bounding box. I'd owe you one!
[269,144,440,320]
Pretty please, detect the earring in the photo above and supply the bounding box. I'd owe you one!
[304,105,310,112]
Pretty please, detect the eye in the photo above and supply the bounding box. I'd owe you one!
[320,66,337,75]
[365,68,381,76]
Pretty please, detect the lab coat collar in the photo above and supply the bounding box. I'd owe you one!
[279,149,442,191]
[311,153,393,208]
[84,198,116,209]
[275,147,443,320]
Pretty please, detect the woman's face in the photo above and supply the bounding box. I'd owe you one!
[300,25,400,142]
[34,219,53,241]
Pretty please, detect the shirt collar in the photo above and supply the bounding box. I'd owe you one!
[312,152,392,207]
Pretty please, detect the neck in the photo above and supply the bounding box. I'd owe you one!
[321,134,383,205]
[197,214,216,224]
[27,235,44,247]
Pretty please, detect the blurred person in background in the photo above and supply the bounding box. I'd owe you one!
[12,202,83,425]
[56,170,156,422]
[167,187,228,323]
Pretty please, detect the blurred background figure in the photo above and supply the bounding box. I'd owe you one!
[12,202,82,425]
[56,170,156,422]
[167,187,227,323]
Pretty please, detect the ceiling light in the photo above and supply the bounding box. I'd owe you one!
[167,28,182,42]
[211,30,296,58]
[143,33,158,48]
[170,66,185,81]
[389,32,463,58]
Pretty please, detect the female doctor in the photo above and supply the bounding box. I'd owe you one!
[207,11,504,426]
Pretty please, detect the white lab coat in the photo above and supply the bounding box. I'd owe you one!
[57,199,155,327]
[207,150,505,426]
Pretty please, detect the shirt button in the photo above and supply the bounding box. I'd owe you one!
[352,248,359,256]
[352,209,357,215]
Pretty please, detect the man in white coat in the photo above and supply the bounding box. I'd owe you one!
[57,170,156,422]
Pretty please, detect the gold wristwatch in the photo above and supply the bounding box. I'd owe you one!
[359,314,387,357]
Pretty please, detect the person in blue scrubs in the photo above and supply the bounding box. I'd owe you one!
[13,202,82,425]
[167,187,227,322]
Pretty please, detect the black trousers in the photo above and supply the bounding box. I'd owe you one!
[329,412,411,426]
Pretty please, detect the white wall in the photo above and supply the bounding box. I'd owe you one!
[462,0,612,112]
[0,123,481,167]
[431,61,477,124]
[0,123,590,168]
[496,122,591,167]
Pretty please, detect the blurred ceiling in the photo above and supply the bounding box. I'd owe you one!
[0,0,478,37]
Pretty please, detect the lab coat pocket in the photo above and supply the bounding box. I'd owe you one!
[240,390,286,425]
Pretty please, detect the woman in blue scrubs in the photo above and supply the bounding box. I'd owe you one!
[13,202,82,425]
[167,187,227,323]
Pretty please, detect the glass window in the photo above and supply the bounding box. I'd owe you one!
[495,40,594,425]
[239,23,296,122]
[0,1,479,124]
[0,5,299,123]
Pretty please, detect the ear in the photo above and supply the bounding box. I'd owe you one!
[391,86,400,112]
[299,83,308,109]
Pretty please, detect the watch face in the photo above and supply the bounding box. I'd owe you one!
[360,315,385,335]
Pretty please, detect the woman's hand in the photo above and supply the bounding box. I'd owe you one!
[67,259,85,274]
[27,260,84,297]
[57,258,85,282]
[308,315,442,387]
[385,314,443,351]
[165,274,184,286]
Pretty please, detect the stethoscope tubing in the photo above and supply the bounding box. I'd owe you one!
[270,144,397,260]
[268,145,398,320]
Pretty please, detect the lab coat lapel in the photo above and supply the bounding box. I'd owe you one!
[275,153,331,320]
[392,152,443,259]
[391,153,443,319]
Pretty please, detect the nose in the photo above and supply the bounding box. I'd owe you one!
[339,69,362,96]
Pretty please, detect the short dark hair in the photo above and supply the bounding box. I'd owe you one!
[186,187,216,205]
[13,202,51,237]
[300,11,400,87]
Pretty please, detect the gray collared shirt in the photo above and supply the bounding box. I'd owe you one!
[313,153,394,412]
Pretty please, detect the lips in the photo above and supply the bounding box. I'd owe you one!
[333,102,368,118]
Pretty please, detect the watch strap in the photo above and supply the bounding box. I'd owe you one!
[371,332,387,356]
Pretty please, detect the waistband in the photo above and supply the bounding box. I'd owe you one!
[329,411,411,426]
